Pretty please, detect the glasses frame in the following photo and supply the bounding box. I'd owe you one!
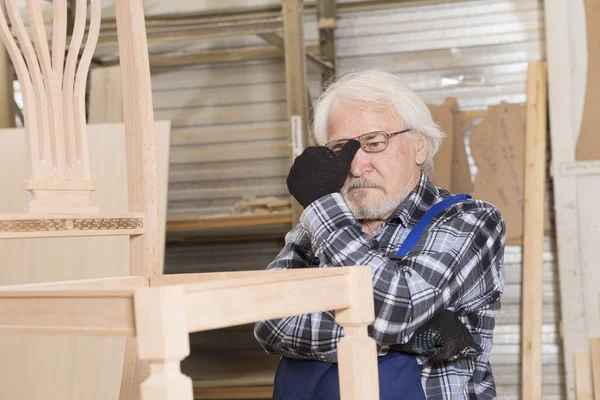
[325,128,412,154]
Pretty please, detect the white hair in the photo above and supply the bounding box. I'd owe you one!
[312,69,445,174]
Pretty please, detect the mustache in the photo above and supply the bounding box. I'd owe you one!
[343,177,386,192]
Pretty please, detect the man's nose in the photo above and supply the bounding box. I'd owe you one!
[349,148,373,177]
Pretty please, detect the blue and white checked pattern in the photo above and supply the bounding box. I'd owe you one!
[254,174,506,399]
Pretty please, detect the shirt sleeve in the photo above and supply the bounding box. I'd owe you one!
[254,192,505,359]
[302,193,506,346]
[253,222,344,361]
[264,223,314,270]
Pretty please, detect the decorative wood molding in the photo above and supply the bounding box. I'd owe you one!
[0,213,144,238]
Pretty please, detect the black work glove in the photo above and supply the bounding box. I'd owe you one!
[286,140,361,208]
[390,310,482,364]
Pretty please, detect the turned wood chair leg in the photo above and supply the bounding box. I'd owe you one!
[335,267,380,400]
[134,286,193,400]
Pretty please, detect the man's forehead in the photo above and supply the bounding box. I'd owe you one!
[327,102,405,141]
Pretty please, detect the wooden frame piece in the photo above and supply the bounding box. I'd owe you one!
[0,268,380,400]
[135,267,379,400]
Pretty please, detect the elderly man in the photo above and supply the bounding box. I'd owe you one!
[254,70,505,399]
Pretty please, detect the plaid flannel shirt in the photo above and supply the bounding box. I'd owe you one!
[254,174,506,399]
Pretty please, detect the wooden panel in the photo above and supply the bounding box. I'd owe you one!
[427,98,455,190]
[470,103,526,245]
[0,290,136,336]
[0,122,170,400]
[544,0,600,398]
[88,66,123,123]
[575,0,600,161]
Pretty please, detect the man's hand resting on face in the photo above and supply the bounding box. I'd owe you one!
[287,140,361,208]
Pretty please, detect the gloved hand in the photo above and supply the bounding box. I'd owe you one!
[389,310,482,364]
[286,140,361,208]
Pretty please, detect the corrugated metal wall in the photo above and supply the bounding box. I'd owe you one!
[153,0,561,398]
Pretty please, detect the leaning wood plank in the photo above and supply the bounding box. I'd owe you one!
[591,338,600,400]
[0,213,145,238]
[282,0,310,226]
[0,290,136,336]
[520,61,548,400]
[544,2,589,397]
[0,276,146,291]
[182,268,357,333]
[575,350,593,400]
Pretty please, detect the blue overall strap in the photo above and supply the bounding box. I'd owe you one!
[394,194,472,258]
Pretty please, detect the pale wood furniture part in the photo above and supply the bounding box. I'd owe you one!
[0,0,381,399]
[0,268,381,400]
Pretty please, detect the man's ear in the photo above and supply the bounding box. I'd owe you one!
[414,132,428,165]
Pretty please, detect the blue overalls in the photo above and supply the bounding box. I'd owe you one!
[272,194,471,400]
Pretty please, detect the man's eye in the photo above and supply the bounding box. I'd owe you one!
[331,143,346,154]
[364,141,385,150]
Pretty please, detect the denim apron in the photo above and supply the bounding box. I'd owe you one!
[271,194,471,400]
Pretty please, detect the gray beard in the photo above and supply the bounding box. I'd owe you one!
[342,177,411,220]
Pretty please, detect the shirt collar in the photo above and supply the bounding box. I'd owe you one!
[388,173,440,227]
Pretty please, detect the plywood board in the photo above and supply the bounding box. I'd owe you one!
[428,98,456,191]
[0,122,170,400]
[544,0,600,398]
[575,0,600,161]
[89,66,124,124]
[470,102,526,245]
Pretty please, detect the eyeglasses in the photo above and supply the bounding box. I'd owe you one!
[325,129,411,155]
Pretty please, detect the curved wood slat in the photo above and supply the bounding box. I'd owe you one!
[26,0,58,176]
[74,0,102,180]
[0,3,40,177]
[63,0,87,179]
[5,0,51,176]
[50,0,69,177]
